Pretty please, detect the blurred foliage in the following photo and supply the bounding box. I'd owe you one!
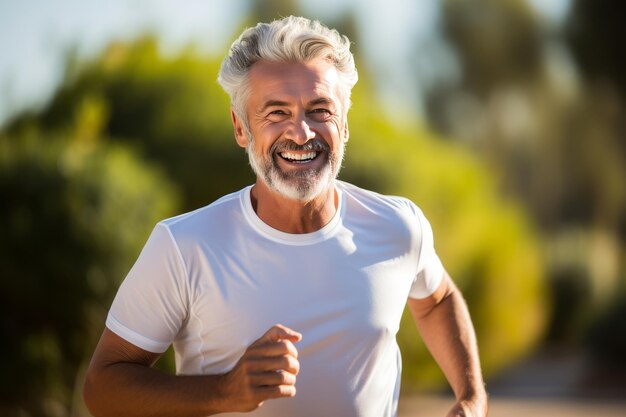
[11,37,249,212]
[0,126,178,414]
[584,294,626,371]
[442,0,543,95]
[566,0,626,97]
[426,0,626,355]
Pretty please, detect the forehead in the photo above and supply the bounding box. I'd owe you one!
[247,59,342,106]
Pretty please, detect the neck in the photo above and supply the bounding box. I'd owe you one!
[250,180,338,234]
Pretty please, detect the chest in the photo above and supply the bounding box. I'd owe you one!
[184,229,417,371]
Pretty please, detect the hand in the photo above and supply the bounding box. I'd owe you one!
[219,324,302,413]
[446,395,488,417]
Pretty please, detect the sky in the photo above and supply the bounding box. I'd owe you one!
[0,0,248,126]
[0,0,571,127]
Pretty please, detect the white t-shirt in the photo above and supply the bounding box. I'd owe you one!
[107,180,444,417]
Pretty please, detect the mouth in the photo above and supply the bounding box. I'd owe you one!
[278,151,321,164]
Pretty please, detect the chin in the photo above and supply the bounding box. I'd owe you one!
[268,175,333,202]
[247,143,341,203]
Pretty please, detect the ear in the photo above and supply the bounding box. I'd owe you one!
[342,119,350,143]
[231,109,249,148]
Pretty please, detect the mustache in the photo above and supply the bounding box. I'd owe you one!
[271,138,329,154]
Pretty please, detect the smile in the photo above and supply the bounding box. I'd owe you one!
[279,151,320,163]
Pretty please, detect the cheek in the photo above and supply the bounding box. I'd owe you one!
[251,128,280,151]
[326,121,345,145]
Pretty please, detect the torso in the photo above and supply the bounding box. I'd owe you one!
[168,182,422,416]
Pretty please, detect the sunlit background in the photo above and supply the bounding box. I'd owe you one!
[1,0,625,416]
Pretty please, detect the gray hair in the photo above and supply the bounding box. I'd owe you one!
[217,16,358,127]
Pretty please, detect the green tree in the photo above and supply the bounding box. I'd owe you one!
[565,0,626,371]
[567,0,626,98]
[0,112,178,415]
[10,37,250,212]
[422,0,626,349]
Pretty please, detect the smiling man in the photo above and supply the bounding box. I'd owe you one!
[83,16,487,417]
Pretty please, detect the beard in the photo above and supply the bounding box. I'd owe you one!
[246,134,345,202]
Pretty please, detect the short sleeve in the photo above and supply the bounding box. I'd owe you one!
[106,223,189,353]
[408,207,445,299]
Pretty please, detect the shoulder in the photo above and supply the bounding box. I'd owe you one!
[337,181,432,255]
[337,180,423,220]
[158,187,248,242]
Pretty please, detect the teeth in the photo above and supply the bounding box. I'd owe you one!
[280,151,317,161]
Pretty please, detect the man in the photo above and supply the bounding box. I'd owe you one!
[84,16,487,417]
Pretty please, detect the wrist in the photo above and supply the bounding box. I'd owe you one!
[202,373,231,415]
[457,387,488,417]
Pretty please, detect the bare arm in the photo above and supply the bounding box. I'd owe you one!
[83,325,302,417]
[408,272,488,417]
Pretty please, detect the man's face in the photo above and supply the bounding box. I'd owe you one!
[234,59,349,202]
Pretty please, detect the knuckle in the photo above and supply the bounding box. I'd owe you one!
[277,340,291,352]
[278,370,294,385]
[276,370,287,384]
[284,355,300,373]
[280,355,292,368]
[284,340,298,356]
[267,385,289,398]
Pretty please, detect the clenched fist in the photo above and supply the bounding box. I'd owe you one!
[218,324,302,412]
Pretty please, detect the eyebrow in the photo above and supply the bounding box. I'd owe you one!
[259,100,290,112]
[259,97,336,113]
[308,97,334,107]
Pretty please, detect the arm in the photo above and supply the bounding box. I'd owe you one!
[408,272,488,417]
[83,325,302,417]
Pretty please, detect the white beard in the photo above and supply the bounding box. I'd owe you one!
[246,134,344,202]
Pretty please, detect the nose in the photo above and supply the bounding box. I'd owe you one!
[285,117,316,145]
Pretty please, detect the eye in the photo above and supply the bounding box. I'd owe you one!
[308,108,332,121]
[267,109,289,122]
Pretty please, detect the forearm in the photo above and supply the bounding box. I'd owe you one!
[84,362,225,417]
[409,280,486,403]
[84,325,301,416]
